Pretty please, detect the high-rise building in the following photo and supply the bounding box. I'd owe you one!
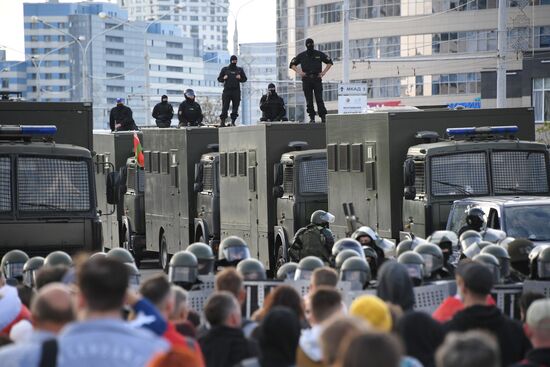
[119,0,230,51]
[277,0,550,117]
[0,51,27,98]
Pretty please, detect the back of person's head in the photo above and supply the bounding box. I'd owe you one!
[310,287,342,324]
[31,283,76,330]
[311,267,338,289]
[377,261,415,311]
[258,306,301,366]
[215,267,244,298]
[35,265,69,289]
[187,309,201,328]
[456,261,493,299]
[396,311,445,367]
[171,285,189,320]
[320,316,369,366]
[78,257,128,312]
[436,331,500,367]
[140,274,172,311]
[203,291,240,327]
[519,291,545,322]
[339,331,403,367]
[525,298,550,346]
[255,284,304,321]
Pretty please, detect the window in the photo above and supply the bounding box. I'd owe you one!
[167,66,184,72]
[430,152,489,196]
[432,73,480,95]
[1,79,8,89]
[107,85,125,92]
[106,60,124,68]
[0,157,11,212]
[533,78,550,123]
[166,53,183,60]
[106,48,124,55]
[106,73,124,80]
[492,151,548,193]
[105,35,124,43]
[299,159,328,195]
[166,41,183,49]
[166,78,183,84]
[308,2,342,25]
[318,41,342,60]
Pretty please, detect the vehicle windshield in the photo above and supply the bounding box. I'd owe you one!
[298,158,328,195]
[505,205,550,241]
[492,151,548,194]
[430,152,489,196]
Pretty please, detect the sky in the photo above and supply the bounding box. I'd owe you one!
[0,0,276,60]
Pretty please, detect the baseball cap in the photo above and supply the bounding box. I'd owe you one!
[526,299,550,329]
[116,97,124,103]
[349,295,392,332]
[456,260,493,295]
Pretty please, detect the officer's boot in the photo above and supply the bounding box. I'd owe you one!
[321,115,326,123]
[220,117,226,127]
[230,118,236,127]
[309,116,316,123]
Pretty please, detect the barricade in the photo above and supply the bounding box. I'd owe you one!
[413,281,456,314]
[522,280,550,297]
[492,283,523,319]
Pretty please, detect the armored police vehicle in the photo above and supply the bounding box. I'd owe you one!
[327,107,540,240]
[0,125,102,255]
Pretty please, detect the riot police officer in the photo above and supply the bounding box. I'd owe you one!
[276,262,299,280]
[289,210,335,263]
[125,263,141,290]
[398,251,425,286]
[1,250,29,282]
[427,230,459,274]
[106,247,136,266]
[218,55,247,127]
[109,98,137,132]
[152,95,174,128]
[294,256,324,281]
[237,258,267,281]
[352,226,390,276]
[473,253,501,284]
[340,257,372,290]
[44,251,72,268]
[168,251,199,290]
[22,257,44,288]
[187,242,215,275]
[414,243,448,280]
[289,38,333,123]
[508,239,535,281]
[481,245,511,282]
[259,83,288,122]
[458,207,485,236]
[535,246,550,280]
[335,249,360,272]
[178,89,204,127]
[217,236,251,268]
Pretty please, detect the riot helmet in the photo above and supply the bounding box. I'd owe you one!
[396,239,415,257]
[218,236,251,266]
[90,252,107,260]
[276,262,299,280]
[311,210,335,227]
[465,207,485,230]
[414,243,444,277]
[237,258,267,281]
[294,256,324,281]
[459,230,483,252]
[187,242,215,275]
[363,246,378,263]
[22,256,44,288]
[332,238,364,258]
[498,237,516,251]
[106,247,135,265]
[169,251,198,290]
[340,257,371,289]
[481,245,511,278]
[351,226,379,246]
[184,89,196,100]
[509,239,536,276]
[536,246,550,280]
[398,252,425,286]
[1,250,29,280]
[427,230,458,264]
[335,249,360,271]
[481,228,507,244]
[473,253,501,284]
[44,251,73,268]
[125,263,141,290]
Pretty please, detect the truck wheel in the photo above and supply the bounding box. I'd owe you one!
[159,234,170,273]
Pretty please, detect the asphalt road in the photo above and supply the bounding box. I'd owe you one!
[139,258,164,281]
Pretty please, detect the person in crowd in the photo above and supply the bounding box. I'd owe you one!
[198,291,257,367]
[139,274,204,365]
[259,83,288,122]
[436,331,500,367]
[0,269,31,338]
[377,261,415,312]
[110,97,137,132]
[297,287,344,367]
[238,306,301,367]
[35,265,69,290]
[147,347,202,367]
[349,295,393,332]
[310,267,338,291]
[444,261,531,367]
[178,89,203,127]
[170,286,196,338]
[217,55,247,127]
[320,316,370,367]
[337,331,403,367]
[519,291,546,324]
[0,283,75,365]
[252,284,305,324]
[152,95,174,128]
[512,298,550,366]
[397,311,445,367]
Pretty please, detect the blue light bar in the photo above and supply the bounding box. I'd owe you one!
[0,125,57,135]
[446,125,519,136]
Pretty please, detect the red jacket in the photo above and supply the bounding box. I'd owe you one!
[163,321,205,367]
[433,295,496,323]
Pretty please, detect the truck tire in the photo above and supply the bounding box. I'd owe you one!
[159,234,170,273]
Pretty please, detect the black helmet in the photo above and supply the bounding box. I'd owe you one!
[509,239,536,263]
[44,251,73,268]
[340,257,371,289]
[276,262,298,280]
[106,248,135,265]
[335,249,360,271]
[481,228,507,244]
[311,210,335,226]
[473,253,501,284]
[1,250,29,280]
[362,246,378,261]
[465,207,485,228]
[295,256,324,281]
[187,242,215,275]
[351,226,379,245]
[169,251,198,288]
[427,231,459,251]
[536,246,550,280]
[125,263,141,290]
[481,245,511,278]
[22,256,44,287]
[184,89,196,98]
[332,238,364,258]
[237,258,267,280]
[218,236,250,265]
[414,243,444,276]
[459,230,483,252]
[398,251,425,285]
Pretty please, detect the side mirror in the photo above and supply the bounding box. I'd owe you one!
[274,163,283,186]
[272,185,284,198]
[404,186,416,200]
[403,158,416,187]
[194,182,204,193]
[106,171,121,204]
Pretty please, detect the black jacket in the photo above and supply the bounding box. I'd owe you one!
[109,105,136,131]
[218,65,247,91]
[289,49,333,75]
[511,348,550,367]
[377,261,415,312]
[445,305,532,367]
[198,326,257,367]
[259,93,286,121]
[152,101,174,122]
[178,99,203,125]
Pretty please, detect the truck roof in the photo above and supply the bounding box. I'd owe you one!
[453,196,550,207]
[408,139,547,157]
[0,140,91,158]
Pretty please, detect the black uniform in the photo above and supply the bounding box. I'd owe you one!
[259,92,287,122]
[152,101,174,128]
[178,99,203,127]
[109,104,136,132]
[289,49,333,121]
[217,64,247,123]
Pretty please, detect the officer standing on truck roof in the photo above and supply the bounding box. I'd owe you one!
[259,83,288,122]
[289,38,333,123]
[288,210,335,264]
[178,89,204,127]
[109,97,137,132]
[152,95,174,128]
[217,55,247,127]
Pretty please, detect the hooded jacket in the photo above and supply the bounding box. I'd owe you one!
[217,64,247,91]
[445,305,532,367]
[198,325,257,367]
[377,261,415,312]
[397,311,445,367]
[152,100,174,122]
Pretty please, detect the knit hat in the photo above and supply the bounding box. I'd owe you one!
[349,295,392,332]
[526,299,550,330]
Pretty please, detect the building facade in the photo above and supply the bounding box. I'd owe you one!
[0,51,27,98]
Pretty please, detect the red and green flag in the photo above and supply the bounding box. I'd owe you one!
[133,132,144,167]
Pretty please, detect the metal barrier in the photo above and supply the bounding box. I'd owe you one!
[523,280,550,297]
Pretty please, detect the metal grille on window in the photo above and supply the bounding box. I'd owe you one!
[17,157,90,212]
[283,165,294,194]
[127,166,136,191]
[414,160,425,193]
[0,157,11,212]
[299,159,328,194]
[202,163,214,192]
[431,152,488,196]
[492,151,549,194]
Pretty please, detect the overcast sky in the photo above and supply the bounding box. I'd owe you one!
[0,0,276,60]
